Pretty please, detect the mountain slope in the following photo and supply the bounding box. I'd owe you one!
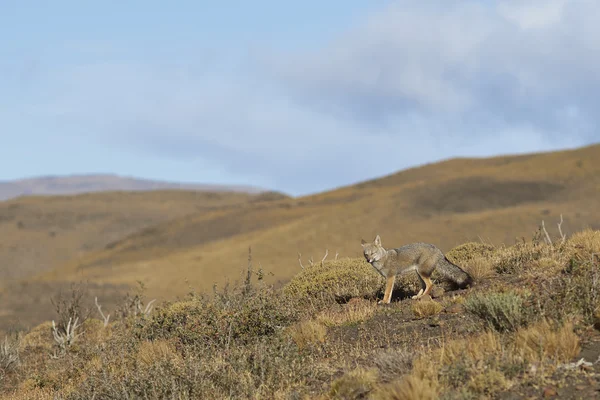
[0,174,266,201]
[43,145,600,291]
[2,144,599,332]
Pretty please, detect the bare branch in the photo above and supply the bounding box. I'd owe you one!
[541,220,553,247]
[144,299,156,315]
[94,297,110,327]
[335,251,339,260]
[298,252,304,269]
[557,214,566,244]
[308,256,314,267]
[51,317,80,357]
[321,249,329,265]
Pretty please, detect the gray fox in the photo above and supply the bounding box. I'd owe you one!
[361,235,473,304]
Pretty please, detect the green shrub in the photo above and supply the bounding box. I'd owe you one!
[446,242,496,265]
[283,258,383,304]
[465,291,530,332]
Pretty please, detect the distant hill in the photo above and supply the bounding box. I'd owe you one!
[0,174,267,201]
[1,144,599,332]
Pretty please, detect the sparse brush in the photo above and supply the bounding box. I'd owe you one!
[316,299,377,327]
[514,320,580,365]
[50,282,90,336]
[411,300,443,318]
[287,320,327,350]
[329,367,379,400]
[462,256,496,281]
[0,335,20,371]
[464,291,529,332]
[372,347,414,382]
[371,376,438,400]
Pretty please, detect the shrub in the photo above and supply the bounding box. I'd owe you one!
[446,242,496,265]
[283,258,383,305]
[329,367,379,400]
[464,291,530,332]
[287,320,327,350]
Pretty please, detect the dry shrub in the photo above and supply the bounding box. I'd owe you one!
[408,319,580,398]
[19,322,53,351]
[467,369,510,396]
[525,257,564,278]
[372,375,438,400]
[461,256,495,281]
[565,228,600,259]
[136,339,182,368]
[283,258,383,305]
[372,347,414,383]
[328,367,379,400]
[514,320,580,365]
[411,300,443,318]
[1,336,20,372]
[287,320,327,350]
[0,387,57,400]
[316,299,377,327]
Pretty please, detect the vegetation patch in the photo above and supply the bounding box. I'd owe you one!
[283,258,383,304]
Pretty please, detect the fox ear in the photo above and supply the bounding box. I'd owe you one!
[374,235,381,246]
[360,238,367,246]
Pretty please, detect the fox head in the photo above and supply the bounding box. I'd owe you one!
[361,235,385,263]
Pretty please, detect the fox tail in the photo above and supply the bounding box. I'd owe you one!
[437,257,473,289]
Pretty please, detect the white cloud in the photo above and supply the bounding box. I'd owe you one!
[25,0,600,195]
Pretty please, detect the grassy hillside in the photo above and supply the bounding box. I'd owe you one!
[0,190,285,331]
[0,174,266,201]
[1,144,600,333]
[1,229,599,399]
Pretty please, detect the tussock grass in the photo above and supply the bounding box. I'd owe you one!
[371,376,438,400]
[316,299,378,327]
[328,367,379,400]
[287,320,327,350]
[411,300,443,318]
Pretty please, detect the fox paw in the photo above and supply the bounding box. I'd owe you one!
[377,299,390,305]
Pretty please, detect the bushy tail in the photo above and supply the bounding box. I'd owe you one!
[437,257,473,289]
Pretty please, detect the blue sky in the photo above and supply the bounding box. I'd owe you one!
[1,0,599,196]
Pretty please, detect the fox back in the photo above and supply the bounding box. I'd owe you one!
[361,236,472,288]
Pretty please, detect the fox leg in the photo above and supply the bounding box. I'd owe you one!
[412,273,426,300]
[422,276,433,297]
[378,275,396,304]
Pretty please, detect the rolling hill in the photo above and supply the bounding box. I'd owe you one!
[0,174,266,201]
[1,144,599,332]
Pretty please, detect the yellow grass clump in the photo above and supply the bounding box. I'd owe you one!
[283,258,383,303]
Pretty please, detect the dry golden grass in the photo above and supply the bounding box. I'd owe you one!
[407,320,581,397]
[4,144,600,333]
[287,320,327,350]
[411,300,443,318]
[328,367,379,400]
[315,299,378,327]
[2,229,600,399]
[514,320,580,365]
[371,376,438,400]
[136,339,182,368]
